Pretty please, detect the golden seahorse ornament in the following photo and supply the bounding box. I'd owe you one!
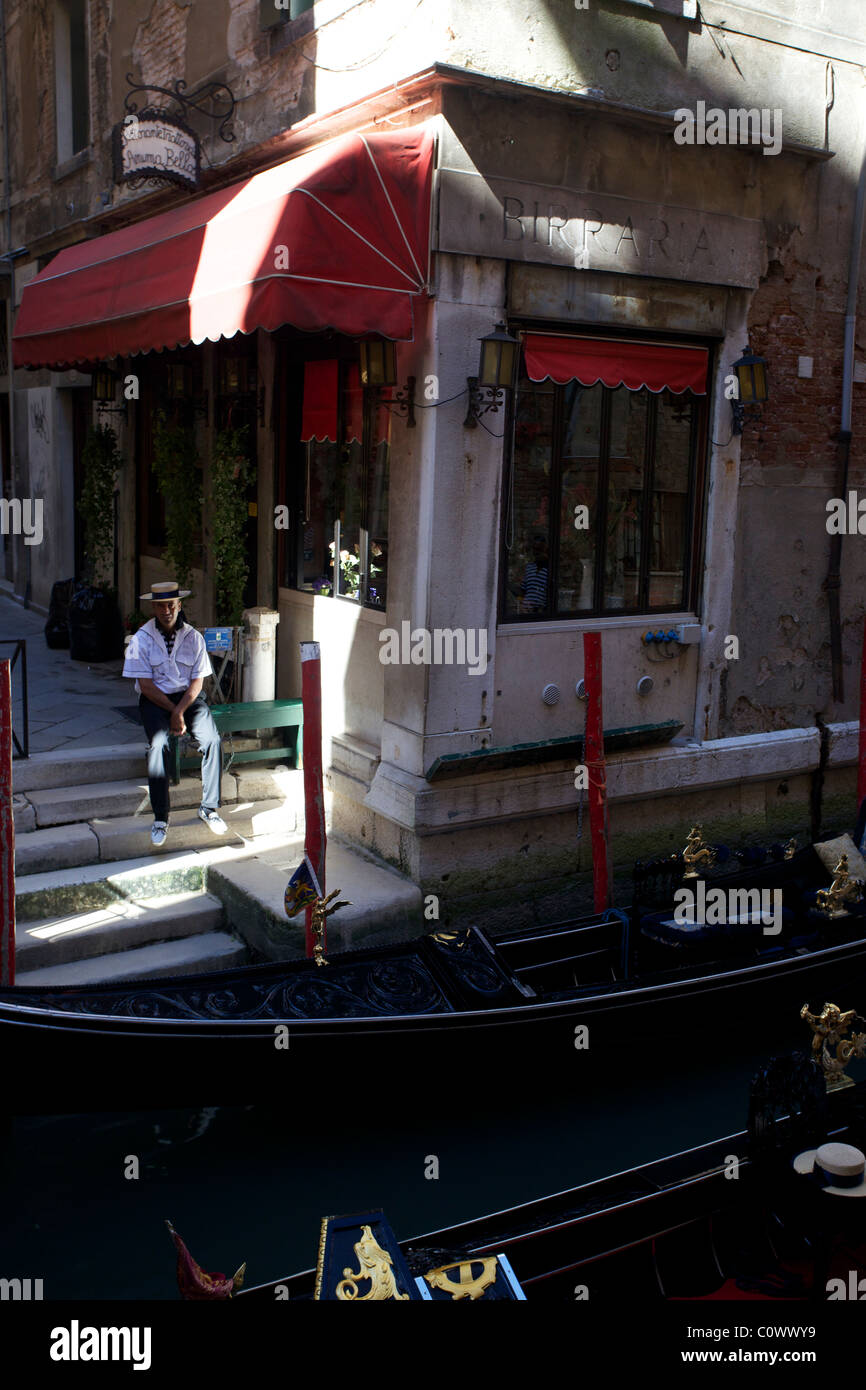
[682,825,716,879]
[335,1225,410,1301]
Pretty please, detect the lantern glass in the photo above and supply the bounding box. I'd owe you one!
[220,356,248,395]
[479,338,501,388]
[360,339,397,388]
[477,323,520,389]
[92,366,116,402]
[166,363,192,400]
[733,347,769,405]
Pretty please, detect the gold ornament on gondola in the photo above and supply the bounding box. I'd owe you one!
[424,1257,500,1300]
[335,1225,410,1301]
[309,888,351,968]
[682,826,716,880]
[814,855,864,918]
[801,1001,866,1091]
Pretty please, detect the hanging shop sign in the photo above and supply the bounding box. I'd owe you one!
[113,113,200,190]
[112,75,237,192]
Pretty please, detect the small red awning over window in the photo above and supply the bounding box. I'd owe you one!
[301,359,391,447]
[523,334,708,395]
[301,360,339,443]
[13,124,434,370]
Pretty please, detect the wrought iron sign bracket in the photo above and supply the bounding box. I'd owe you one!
[464,378,506,429]
[123,75,237,144]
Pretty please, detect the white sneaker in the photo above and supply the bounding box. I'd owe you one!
[151,821,168,847]
[198,807,227,835]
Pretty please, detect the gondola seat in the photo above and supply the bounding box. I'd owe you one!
[639,906,794,949]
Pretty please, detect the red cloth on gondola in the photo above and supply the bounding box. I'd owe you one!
[166,1221,245,1300]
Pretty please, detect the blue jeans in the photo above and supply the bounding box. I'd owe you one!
[139,692,221,822]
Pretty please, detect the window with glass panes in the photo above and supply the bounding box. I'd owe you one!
[289,362,390,610]
[502,356,708,620]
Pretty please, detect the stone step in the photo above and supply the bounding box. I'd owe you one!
[23,776,238,828]
[14,798,299,876]
[15,891,225,969]
[209,836,424,961]
[16,850,210,922]
[13,794,36,834]
[13,745,147,794]
[12,741,299,794]
[14,931,248,987]
[17,765,304,829]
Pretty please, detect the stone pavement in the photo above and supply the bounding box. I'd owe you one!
[0,591,140,755]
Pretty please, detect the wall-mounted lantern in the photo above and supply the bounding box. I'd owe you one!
[464,322,520,428]
[359,337,415,427]
[92,364,126,416]
[166,362,192,400]
[92,365,117,401]
[218,355,255,396]
[731,344,769,434]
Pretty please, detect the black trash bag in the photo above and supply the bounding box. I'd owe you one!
[67,583,124,663]
[44,577,75,649]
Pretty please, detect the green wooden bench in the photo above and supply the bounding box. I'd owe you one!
[170,698,303,785]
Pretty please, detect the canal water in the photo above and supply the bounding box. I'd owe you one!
[5,1008,850,1300]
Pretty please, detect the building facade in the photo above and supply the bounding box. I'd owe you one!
[4,0,866,914]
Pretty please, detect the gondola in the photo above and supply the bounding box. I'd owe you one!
[237,1053,866,1301]
[3,816,866,1111]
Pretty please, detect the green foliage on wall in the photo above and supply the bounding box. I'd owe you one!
[211,424,256,624]
[152,410,202,593]
[78,424,123,584]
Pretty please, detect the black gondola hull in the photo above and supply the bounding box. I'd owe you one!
[3,926,866,1113]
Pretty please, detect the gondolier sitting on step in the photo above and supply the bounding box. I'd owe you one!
[123,580,227,847]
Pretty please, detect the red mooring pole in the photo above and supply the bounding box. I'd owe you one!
[858,618,866,812]
[0,659,14,985]
[300,641,326,959]
[583,632,612,912]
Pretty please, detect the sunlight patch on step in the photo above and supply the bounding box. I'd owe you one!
[21,889,206,940]
[22,903,140,940]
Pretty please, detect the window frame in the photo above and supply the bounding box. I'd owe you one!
[54,0,90,166]
[499,324,713,624]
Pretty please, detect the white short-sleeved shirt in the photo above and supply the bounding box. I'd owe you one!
[123,619,213,695]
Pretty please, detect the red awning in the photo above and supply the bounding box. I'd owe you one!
[13,124,434,370]
[523,334,708,395]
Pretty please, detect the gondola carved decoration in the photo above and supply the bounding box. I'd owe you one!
[682,826,716,880]
[814,855,864,918]
[310,889,351,968]
[800,1001,866,1091]
[424,1257,500,1300]
[336,1226,410,1301]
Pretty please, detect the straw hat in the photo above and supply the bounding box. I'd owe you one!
[139,580,191,601]
[792,1142,866,1197]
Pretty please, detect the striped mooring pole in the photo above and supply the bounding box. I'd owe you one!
[300,642,326,959]
[583,631,613,913]
[0,659,14,985]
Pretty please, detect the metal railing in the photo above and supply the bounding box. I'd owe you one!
[0,638,28,757]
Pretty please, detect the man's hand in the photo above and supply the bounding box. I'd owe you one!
[139,678,179,713]
[169,710,186,736]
